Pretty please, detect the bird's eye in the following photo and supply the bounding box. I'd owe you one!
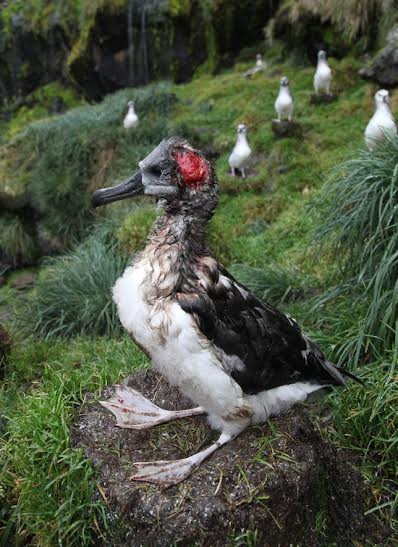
[150,166,162,178]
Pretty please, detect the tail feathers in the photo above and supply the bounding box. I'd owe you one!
[338,366,365,386]
[324,360,347,386]
[326,360,365,387]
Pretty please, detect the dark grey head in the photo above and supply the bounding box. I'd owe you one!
[318,50,327,61]
[92,137,215,208]
[256,54,262,61]
[280,76,289,87]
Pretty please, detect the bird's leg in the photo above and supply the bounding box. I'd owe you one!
[100,385,205,429]
[131,432,233,487]
[231,167,236,176]
[241,167,246,179]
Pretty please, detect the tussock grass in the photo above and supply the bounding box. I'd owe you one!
[231,263,314,305]
[1,82,178,251]
[17,230,128,339]
[312,135,398,359]
[0,216,37,266]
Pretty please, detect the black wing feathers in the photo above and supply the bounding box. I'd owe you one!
[177,267,346,394]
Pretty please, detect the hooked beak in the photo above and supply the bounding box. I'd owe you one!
[91,171,144,208]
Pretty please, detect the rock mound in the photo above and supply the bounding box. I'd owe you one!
[359,26,398,88]
[72,370,384,546]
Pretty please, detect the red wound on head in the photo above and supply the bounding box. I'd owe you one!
[173,149,208,187]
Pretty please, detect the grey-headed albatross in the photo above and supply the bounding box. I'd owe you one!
[92,137,362,487]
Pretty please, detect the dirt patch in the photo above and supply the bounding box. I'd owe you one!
[271,119,303,139]
[72,369,386,546]
[10,271,36,290]
[309,93,338,105]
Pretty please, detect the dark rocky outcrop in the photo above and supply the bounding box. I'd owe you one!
[0,12,70,103]
[266,0,384,64]
[0,0,278,102]
[72,369,386,546]
[68,0,277,100]
[359,26,398,88]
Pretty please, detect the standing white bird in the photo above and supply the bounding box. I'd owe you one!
[91,137,362,487]
[228,124,252,178]
[314,50,332,95]
[123,100,139,129]
[244,53,267,78]
[275,77,294,122]
[365,89,397,150]
[255,53,266,70]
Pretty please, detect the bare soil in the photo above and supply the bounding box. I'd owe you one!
[271,119,302,139]
[72,369,387,546]
[309,93,339,105]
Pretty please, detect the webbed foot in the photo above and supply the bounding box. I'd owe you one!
[100,385,204,429]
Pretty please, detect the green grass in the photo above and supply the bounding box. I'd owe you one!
[0,82,178,256]
[327,354,398,529]
[0,337,149,544]
[1,55,398,543]
[1,82,82,142]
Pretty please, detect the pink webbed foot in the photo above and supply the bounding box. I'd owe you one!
[131,458,199,488]
[131,433,233,487]
[100,385,204,430]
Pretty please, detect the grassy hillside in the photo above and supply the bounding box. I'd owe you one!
[0,56,397,543]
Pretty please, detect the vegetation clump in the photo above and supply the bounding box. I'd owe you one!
[313,134,398,359]
[17,231,128,339]
[0,83,179,261]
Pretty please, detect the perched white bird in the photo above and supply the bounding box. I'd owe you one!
[314,50,332,95]
[228,124,252,178]
[255,53,266,70]
[275,77,294,122]
[91,137,362,487]
[244,53,266,78]
[123,100,139,129]
[365,89,397,150]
